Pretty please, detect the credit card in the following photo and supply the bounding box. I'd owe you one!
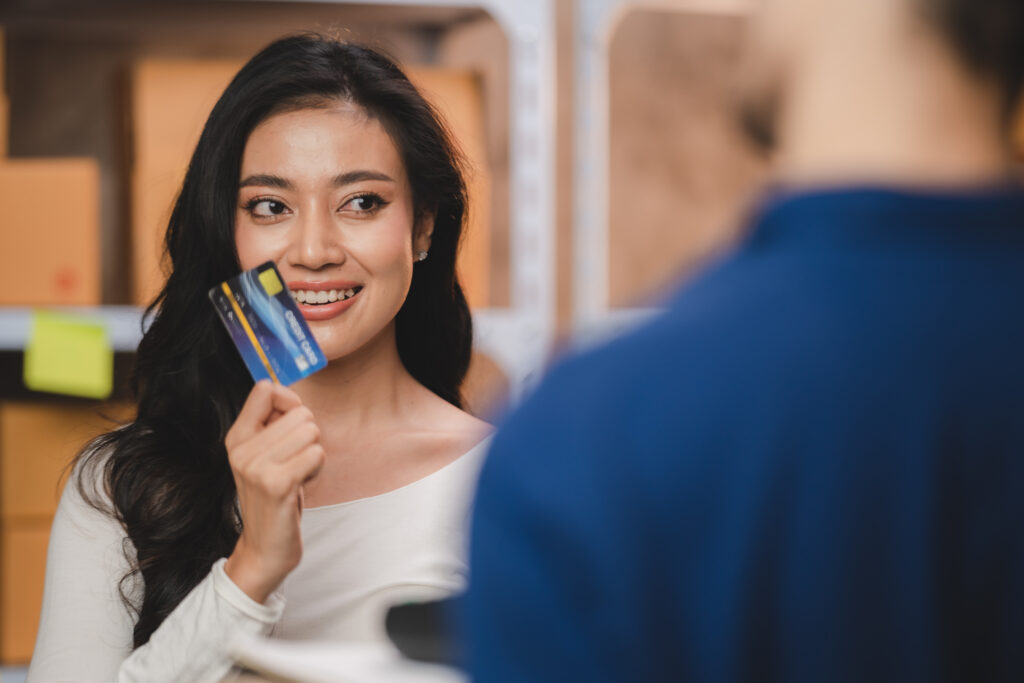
[208,261,327,385]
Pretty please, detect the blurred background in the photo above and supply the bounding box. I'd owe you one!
[0,0,1020,675]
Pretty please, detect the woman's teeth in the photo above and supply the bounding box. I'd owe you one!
[292,288,359,305]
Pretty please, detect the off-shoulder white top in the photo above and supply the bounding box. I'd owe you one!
[27,438,490,683]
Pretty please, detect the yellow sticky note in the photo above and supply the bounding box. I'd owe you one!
[23,310,113,399]
[258,267,282,296]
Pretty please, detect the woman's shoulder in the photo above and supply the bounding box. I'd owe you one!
[420,403,493,467]
[423,383,494,432]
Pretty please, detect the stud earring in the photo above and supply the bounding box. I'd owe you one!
[416,250,429,262]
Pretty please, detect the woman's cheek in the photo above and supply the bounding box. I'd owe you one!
[235,222,286,270]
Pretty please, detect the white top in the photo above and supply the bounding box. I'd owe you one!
[27,438,490,683]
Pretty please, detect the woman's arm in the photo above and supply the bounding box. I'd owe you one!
[27,458,284,683]
[116,559,283,682]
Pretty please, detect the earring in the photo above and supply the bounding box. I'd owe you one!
[416,250,429,262]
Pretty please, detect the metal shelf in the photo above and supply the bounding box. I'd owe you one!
[0,306,146,352]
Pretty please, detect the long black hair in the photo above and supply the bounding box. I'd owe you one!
[76,33,472,648]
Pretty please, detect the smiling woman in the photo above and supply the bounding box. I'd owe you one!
[27,34,492,682]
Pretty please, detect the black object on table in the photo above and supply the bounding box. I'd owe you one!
[385,594,464,668]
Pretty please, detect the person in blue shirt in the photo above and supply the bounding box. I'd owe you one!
[463,0,1024,681]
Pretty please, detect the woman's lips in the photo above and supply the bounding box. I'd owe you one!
[288,279,361,292]
[297,288,361,321]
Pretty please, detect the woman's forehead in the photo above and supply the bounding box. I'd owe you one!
[240,106,407,185]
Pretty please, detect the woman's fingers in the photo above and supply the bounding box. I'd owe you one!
[268,383,303,415]
[241,419,320,472]
[227,382,306,449]
[229,398,318,471]
[248,406,319,459]
[239,444,324,504]
[226,380,275,449]
[291,443,326,484]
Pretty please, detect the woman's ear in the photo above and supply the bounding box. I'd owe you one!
[414,210,435,256]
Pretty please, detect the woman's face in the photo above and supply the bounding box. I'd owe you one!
[235,104,431,361]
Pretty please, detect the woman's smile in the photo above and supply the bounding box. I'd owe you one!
[288,280,365,321]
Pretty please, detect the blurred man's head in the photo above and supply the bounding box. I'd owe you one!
[736,0,1024,182]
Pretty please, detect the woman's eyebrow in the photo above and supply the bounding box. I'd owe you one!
[239,174,293,190]
[332,170,395,186]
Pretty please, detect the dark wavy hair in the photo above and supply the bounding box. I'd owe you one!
[76,33,472,648]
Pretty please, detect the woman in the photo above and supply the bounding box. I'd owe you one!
[28,33,491,681]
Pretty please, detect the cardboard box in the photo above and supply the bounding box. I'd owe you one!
[0,518,50,664]
[407,67,492,309]
[0,159,101,305]
[130,59,243,306]
[0,402,132,519]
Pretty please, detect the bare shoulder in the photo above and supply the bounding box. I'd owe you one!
[411,386,494,461]
[428,392,493,446]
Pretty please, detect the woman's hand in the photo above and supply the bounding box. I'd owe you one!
[223,380,325,604]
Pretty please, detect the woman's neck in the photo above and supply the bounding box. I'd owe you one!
[289,323,419,431]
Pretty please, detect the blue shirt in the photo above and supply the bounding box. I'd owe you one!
[463,186,1024,682]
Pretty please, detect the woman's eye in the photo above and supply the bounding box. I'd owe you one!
[343,195,384,214]
[249,199,289,217]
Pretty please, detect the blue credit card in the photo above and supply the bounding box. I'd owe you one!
[208,261,327,385]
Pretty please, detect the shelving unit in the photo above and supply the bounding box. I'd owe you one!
[0,307,145,353]
[572,0,750,344]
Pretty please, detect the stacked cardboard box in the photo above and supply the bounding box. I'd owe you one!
[0,403,132,663]
[0,26,112,664]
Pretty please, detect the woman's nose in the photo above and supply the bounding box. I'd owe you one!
[288,208,345,270]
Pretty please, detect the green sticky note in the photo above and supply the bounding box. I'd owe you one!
[23,310,113,399]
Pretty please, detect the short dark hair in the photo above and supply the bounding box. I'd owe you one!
[921,0,1024,116]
